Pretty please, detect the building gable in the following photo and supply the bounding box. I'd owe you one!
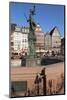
[50,26,61,38]
[52,28,60,37]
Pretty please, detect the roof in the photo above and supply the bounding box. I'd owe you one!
[50,26,57,35]
[61,38,65,45]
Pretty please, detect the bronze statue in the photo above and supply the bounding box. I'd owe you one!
[27,5,37,58]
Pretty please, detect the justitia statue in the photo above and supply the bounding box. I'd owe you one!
[27,5,37,59]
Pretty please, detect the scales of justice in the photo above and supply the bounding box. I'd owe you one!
[25,5,40,67]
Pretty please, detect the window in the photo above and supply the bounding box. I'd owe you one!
[22,40,24,42]
[11,42,14,46]
[11,47,14,50]
[25,39,27,42]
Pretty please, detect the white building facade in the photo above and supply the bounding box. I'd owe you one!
[45,33,52,51]
[11,24,45,57]
[44,26,61,55]
[10,25,61,57]
[11,26,29,56]
[50,27,61,54]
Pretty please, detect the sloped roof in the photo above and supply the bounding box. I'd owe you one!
[61,38,65,45]
[50,26,57,35]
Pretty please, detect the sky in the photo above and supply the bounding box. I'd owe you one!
[10,2,65,37]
